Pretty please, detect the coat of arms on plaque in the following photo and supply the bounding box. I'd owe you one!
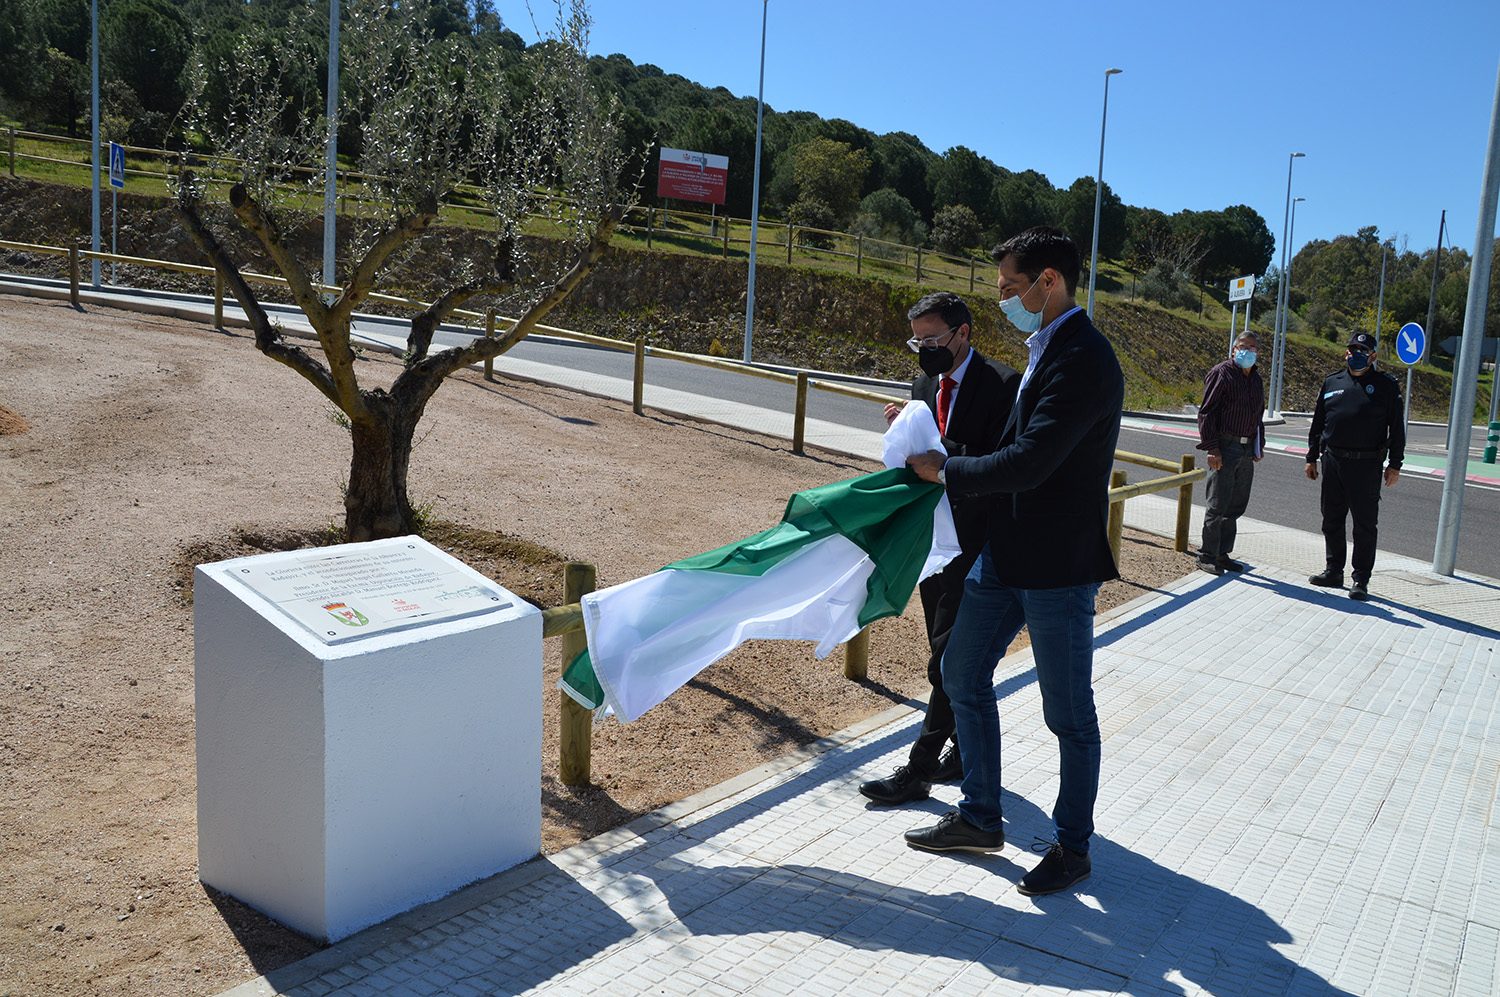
[323,602,370,627]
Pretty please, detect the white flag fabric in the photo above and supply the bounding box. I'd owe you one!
[558,403,958,721]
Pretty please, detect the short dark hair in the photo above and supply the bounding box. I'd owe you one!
[907,291,972,331]
[991,226,1081,295]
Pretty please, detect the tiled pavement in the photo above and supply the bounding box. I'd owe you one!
[220,552,1500,997]
[5,277,1493,996]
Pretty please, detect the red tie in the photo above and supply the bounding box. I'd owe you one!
[937,376,957,435]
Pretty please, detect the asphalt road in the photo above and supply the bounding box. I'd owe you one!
[1115,419,1500,577]
[482,324,1499,578]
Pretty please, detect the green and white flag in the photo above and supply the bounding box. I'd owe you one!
[559,402,958,722]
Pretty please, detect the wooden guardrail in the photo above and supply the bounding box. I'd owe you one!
[3,236,1208,786]
[6,126,993,296]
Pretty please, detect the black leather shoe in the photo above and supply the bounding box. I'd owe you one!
[1349,579,1369,601]
[1309,569,1344,588]
[904,811,1004,853]
[1196,557,1223,576]
[932,745,963,784]
[1216,555,1244,572]
[859,765,931,806]
[1017,843,1091,896]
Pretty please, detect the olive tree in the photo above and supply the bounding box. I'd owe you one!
[172,0,633,541]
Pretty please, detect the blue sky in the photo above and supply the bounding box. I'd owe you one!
[510,0,1500,266]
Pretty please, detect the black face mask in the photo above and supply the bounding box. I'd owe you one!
[918,345,955,377]
[1348,351,1371,372]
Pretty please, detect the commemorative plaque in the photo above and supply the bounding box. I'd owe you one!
[226,540,511,645]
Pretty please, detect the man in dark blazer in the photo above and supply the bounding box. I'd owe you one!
[859,292,1019,806]
[905,227,1123,897]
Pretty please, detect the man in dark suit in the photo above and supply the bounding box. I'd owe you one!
[859,292,1019,806]
[905,227,1124,897]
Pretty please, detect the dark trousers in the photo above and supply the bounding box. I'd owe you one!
[1200,440,1255,559]
[906,545,980,776]
[1319,452,1383,581]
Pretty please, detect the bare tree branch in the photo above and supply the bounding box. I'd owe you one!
[329,194,441,329]
[228,184,366,414]
[173,190,341,408]
[395,205,623,406]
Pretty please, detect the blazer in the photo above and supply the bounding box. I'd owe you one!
[912,349,1020,557]
[944,309,1124,590]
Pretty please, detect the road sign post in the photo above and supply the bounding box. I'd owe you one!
[1227,274,1255,351]
[1396,321,1426,436]
[108,142,124,284]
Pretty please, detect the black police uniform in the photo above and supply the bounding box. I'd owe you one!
[1306,366,1405,583]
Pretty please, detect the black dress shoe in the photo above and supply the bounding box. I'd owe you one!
[931,745,963,784]
[1309,569,1344,587]
[1216,555,1244,572]
[1017,843,1091,896]
[1349,579,1369,601]
[904,811,1004,853]
[859,765,930,806]
[1196,557,1223,576]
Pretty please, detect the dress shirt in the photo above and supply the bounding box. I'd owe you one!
[938,348,975,429]
[1018,305,1083,392]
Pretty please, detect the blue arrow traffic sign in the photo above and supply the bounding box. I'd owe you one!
[1395,322,1425,365]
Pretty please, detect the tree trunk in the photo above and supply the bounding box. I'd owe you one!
[343,392,420,542]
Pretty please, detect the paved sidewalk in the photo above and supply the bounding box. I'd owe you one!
[221,553,1499,997]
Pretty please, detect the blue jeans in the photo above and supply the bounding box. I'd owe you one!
[940,544,1101,854]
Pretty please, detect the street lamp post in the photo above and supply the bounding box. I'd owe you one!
[1269,152,1305,415]
[1086,68,1122,318]
[322,0,340,298]
[743,0,769,364]
[1273,195,1304,413]
[90,0,100,288]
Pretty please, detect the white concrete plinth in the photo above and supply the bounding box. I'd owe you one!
[193,536,542,943]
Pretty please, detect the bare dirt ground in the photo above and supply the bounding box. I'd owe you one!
[0,294,1195,997]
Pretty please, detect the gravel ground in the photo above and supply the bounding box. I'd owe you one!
[0,294,1195,997]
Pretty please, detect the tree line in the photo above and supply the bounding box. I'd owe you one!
[2,0,1493,351]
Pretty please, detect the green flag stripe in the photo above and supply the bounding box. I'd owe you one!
[559,649,605,711]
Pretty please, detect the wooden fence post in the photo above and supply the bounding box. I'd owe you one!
[915,247,923,284]
[559,561,597,787]
[646,206,653,250]
[792,372,808,454]
[1176,454,1196,553]
[969,259,976,293]
[1107,468,1126,566]
[856,234,863,275]
[213,271,225,328]
[483,308,497,382]
[722,216,730,258]
[7,127,14,177]
[787,224,794,266]
[68,246,80,306]
[633,336,646,415]
[844,626,870,681]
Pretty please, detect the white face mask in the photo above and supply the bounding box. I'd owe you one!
[1000,274,1047,333]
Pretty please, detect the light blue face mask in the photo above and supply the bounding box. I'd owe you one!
[1233,348,1257,369]
[1000,274,1046,333]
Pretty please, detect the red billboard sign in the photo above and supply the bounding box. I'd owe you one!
[657,147,729,205]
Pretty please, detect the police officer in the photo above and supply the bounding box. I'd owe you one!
[1304,331,1404,601]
